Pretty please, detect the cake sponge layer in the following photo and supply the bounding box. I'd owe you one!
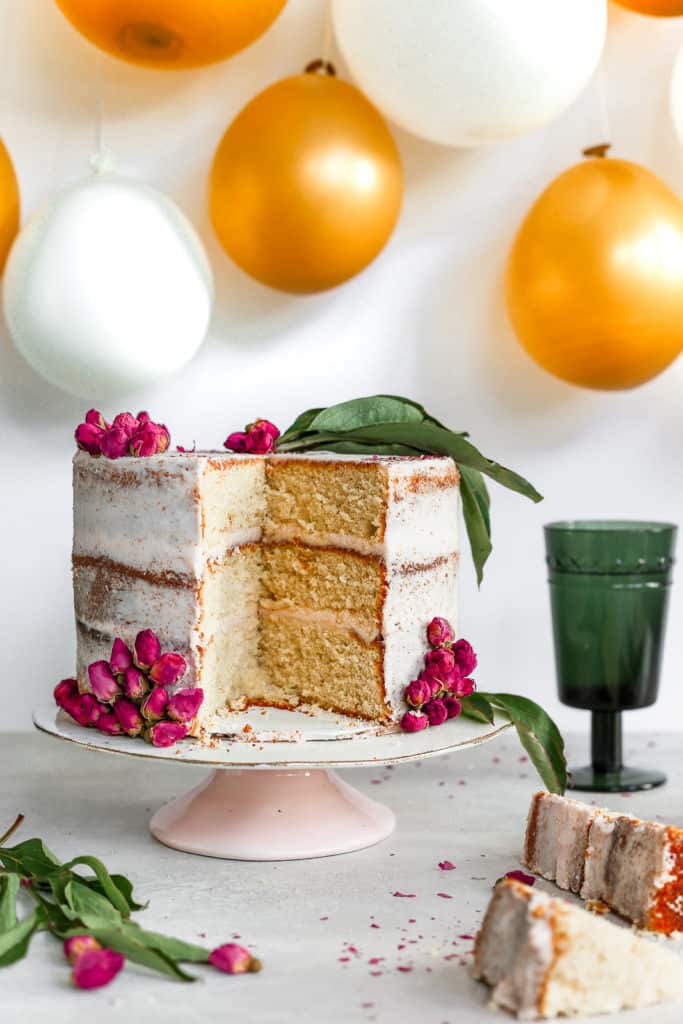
[259,613,389,721]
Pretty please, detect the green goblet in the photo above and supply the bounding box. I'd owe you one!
[545,520,676,793]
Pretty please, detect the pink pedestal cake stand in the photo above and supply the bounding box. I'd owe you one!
[33,702,510,862]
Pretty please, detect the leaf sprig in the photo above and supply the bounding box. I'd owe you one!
[0,822,234,982]
[276,395,542,585]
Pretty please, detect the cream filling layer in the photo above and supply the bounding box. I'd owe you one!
[264,525,386,558]
[259,605,379,645]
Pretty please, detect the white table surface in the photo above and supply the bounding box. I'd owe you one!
[2,730,681,1023]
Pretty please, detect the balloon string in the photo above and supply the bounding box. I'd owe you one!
[320,0,333,66]
[595,64,612,146]
[90,52,115,174]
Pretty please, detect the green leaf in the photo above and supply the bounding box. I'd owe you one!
[64,879,122,927]
[82,873,147,913]
[479,693,567,795]
[62,857,131,918]
[89,926,198,982]
[459,467,493,586]
[122,922,209,963]
[459,693,495,725]
[0,838,61,878]
[0,911,42,967]
[308,396,425,433]
[0,874,20,932]
[277,406,325,443]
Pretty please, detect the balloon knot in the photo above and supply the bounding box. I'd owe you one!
[582,143,611,159]
[304,59,336,77]
[89,148,118,176]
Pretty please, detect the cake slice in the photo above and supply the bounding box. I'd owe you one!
[523,791,683,934]
[473,878,683,1019]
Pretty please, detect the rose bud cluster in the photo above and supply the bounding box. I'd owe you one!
[224,419,280,455]
[64,936,125,990]
[75,409,170,460]
[399,616,478,733]
[54,629,203,749]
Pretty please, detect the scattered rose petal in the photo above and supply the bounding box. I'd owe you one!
[436,893,453,899]
[438,860,456,871]
[503,870,536,887]
[392,892,416,898]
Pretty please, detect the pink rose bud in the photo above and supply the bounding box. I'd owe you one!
[94,712,122,736]
[404,678,432,709]
[100,426,130,459]
[208,943,261,974]
[64,935,101,964]
[443,695,462,720]
[427,617,455,648]
[145,721,188,747]
[122,666,149,701]
[85,409,110,430]
[452,639,477,678]
[149,652,187,686]
[129,422,169,457]
[88,660,120,702]
[154,422,170,453]
[114,698,144,737]
[167,687,204,723]
[75,421,104,456]
[424,698,448,727]
[445,675,475,699]
[134,629,161,668]
[224,431,249,452]
[81,693,103,725]
[109,638,132,675]
[424,647,456,675]
[141,685,169,722]
[400,710,429,733]
[54,678,78,707]
[136,410,151,427]
[418,666,444,699]
[244,419,280,455]
[71,947,125,990]
[61,695,91,727]
[112,411,139,438]
[247,418,280,443]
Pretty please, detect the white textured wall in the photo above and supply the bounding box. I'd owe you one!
[3,1,682,742]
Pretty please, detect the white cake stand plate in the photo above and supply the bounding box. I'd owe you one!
[33,703,510,862]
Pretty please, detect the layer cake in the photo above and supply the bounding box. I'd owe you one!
[73,450,459,731]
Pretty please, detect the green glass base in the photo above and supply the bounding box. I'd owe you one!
[568,764,667,793]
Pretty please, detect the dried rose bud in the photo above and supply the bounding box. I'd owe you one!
[443,695,462,720]
[84,409,110,430]
[167,687,204,723]
[424,647,456,675]
[100,426,130,460]
[134,629,161,669]
[424,698,448,727]
[87,661,120,702]
[418,666,445,699]
[54,678,78,707]
[75,422,104,456]
[404,678,432,709]
[247,418,280,443]
[129,422,170,457]
[114,698,144,737]
[427,617,455,648]
[81,693,102,725]
[400,710,429,733]
[445,675,475,699]
[141,685,169,722]
[208,943,261,975]
[154,423,170,453]
[122,666,148,702]
[64,935,101,964]
[109,638,132,675]
[112,412,139,437]
[244,419,280,455]
[224,431,249,452]
[72,947,124,990]
[145,721,188,747]
[60,695,91,727]
[149,652,187,686]
[452,639,477,678]
[136,411,151,427]
[94,712,122,736]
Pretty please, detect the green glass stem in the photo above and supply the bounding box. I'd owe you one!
[591,711,622,774]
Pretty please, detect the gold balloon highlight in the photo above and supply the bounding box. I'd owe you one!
[0,140,19,273]
[614,0,683,15]
[506,155,683,390]
[55,0,286,69]
[209,68,403,293]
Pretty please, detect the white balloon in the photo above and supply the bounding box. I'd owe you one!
[4,173,213,398]
[332,0,607,147]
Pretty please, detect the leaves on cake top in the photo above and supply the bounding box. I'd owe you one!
[277,394,542,585]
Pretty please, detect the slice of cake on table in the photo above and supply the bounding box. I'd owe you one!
[473,877,683,1019]
[523,791,683,934]
[73,450,459,732]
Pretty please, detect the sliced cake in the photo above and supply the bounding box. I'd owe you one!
[473,878,683,1019]
[73,450,459,732]
[523,791,683,934]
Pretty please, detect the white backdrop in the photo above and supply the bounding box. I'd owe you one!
[3,0,682,739]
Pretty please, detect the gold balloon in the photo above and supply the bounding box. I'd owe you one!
[506,156,683,390]
[614,0,683,15]
[209,69,403,293]
[55,0,286,69]
[0,140,19,273]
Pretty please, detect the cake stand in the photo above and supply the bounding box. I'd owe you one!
[33,702,511,862]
